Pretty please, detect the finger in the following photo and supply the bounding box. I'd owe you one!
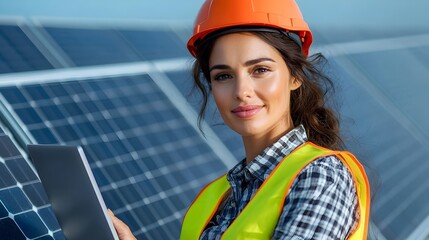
[108,208,115,218]
[108,209,136,240]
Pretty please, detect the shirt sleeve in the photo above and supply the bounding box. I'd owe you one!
[272,155,359,240]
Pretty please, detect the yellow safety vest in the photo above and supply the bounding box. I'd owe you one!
[180,142,370,240]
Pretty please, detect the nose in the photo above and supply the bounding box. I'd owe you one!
[234,72,254,101]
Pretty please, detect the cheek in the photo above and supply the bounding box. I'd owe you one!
[258,75,288,101]
[263,80,282,95]
[212,86,229,112]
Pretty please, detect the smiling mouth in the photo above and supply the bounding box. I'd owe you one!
[231,105,263,118]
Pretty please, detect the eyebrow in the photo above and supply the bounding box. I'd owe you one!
[209,57,275,72]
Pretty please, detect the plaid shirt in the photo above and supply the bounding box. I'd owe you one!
[200,125,359,240]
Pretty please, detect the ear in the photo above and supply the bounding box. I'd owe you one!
[290,77,302,91]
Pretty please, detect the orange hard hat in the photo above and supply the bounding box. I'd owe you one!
[187,0,313,57]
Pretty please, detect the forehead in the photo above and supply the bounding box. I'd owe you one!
[209,33,282,65]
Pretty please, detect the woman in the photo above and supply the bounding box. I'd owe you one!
[110,0,370,239]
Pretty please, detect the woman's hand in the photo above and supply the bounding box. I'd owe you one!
[108,209,137,240]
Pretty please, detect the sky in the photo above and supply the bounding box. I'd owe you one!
[1,0,428,30]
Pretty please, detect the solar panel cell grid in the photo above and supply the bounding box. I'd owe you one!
[0,74,228,239]
[0,129,62,239]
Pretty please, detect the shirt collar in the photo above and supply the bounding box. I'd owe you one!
[227,124,308,183]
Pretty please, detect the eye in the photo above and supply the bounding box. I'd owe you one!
[253,66,270,75]
[213,73,233,81]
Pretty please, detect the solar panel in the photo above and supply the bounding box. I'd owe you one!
[346,48,429,134]
[119,29,190,60]
[0,125,64,239]
[0,24,53,74]
[43,26,191,66]
[324,49,429,240]
[0,73,229,239]
[43,27,142,66]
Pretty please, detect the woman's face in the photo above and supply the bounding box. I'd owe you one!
[209,33,301,138]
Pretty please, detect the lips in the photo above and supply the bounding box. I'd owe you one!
[231,105,262,118]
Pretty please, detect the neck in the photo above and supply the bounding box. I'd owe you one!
[243,123,294,164]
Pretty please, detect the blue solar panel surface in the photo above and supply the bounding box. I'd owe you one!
[0,126,64,239]
[43,27,142,66]
[43,26,190,66]
[119,29,190,60]
[329,48,429,239]
[0,25,53,73]
[0,74,228,239]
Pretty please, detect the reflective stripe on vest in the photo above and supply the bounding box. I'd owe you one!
[180,142,370,240]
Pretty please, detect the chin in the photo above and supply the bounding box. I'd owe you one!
[224,117,267,136]
[231,125,264,137]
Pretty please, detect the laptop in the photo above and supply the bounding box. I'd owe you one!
[27,144,120,240]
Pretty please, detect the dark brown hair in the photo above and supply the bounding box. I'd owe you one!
[192,30,344,150]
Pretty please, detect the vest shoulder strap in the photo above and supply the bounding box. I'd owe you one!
[334,150,370,240]
[180,174,230,240]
